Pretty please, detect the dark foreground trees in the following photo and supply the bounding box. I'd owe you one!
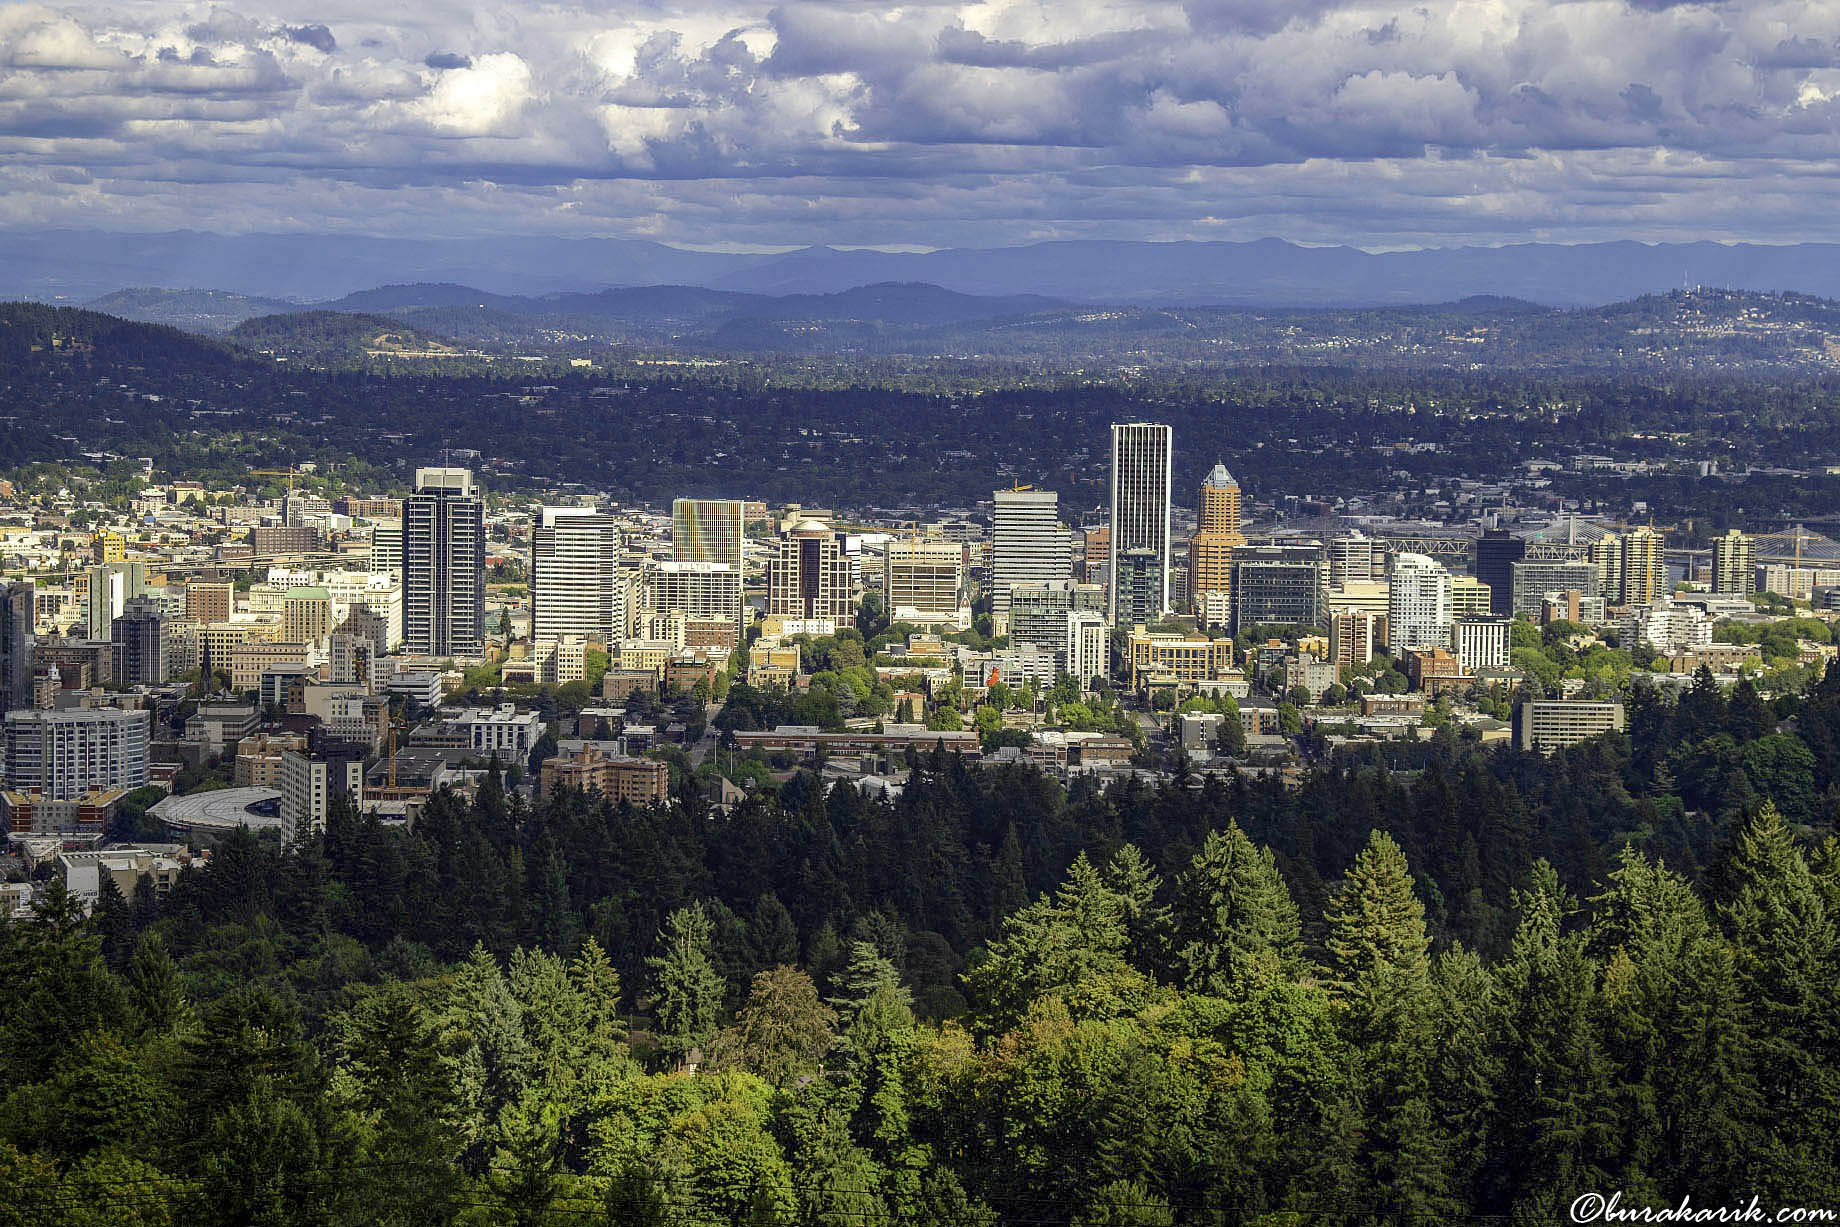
[1,664,1838,1223]
[0,795,1832,1224]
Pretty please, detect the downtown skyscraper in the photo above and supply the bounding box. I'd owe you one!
[0,581,32,716]
[403,467,485,657]
[1187,463,1244,627]
[672,499,746,571]
[990,489,1068,621]
[532,507,626,643]
[1388,552,1454,653]
[670,498,746,640]
[1108,423,1172,624]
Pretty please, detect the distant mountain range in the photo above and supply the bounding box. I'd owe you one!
[11,229,1840,307]
[88,282,1074,337]
[60,284,1840,377]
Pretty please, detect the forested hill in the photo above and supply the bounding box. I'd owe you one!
[86,287,297,333]
[0,300,245,371]
[14,297,1840,519]
[226,310,467,365]
[1,664,1835,1222]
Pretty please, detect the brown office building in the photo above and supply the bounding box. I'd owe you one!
[539,747,670,806]
[185,581,235,626]
[1188,463,1245,620]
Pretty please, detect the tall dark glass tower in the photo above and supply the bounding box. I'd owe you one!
[404,467,485,657]
[1474,529,1525,617]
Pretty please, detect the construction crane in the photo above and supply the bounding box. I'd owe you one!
[1010,483,1034,492]
[249,467,304,495]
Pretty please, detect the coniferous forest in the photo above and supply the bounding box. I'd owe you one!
[4,668,1840,1225]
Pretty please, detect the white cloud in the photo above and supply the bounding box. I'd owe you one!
[401,50,532,135]
[3,0,1840,247]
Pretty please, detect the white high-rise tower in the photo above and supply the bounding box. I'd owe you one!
[532,507,625,643]
[990,489,1068,620]
[1388,552,1453,653]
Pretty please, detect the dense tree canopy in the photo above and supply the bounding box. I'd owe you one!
[1,662,1838,1222]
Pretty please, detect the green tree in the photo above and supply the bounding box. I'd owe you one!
[1324,831,1430,999]
[648,903,727,1059]
[1589,847,1756,1200]
[1717,804,1839,1199]
[1322,830,1455,1223]
[332,985,468,1223]
[1171,823,1303,999]
[1101,844,1170,975]
[731,966,837,1088]
[1073,1180,1176,1227]
[126,932,191,1037]
[965,854,1143,1032]
[439,944,535,1148]
[1486,863,1618,1219]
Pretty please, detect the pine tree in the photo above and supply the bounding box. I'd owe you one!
[334,985,466,1225]
[1323,830,1456,1223]
[1484,865,1617,1220]
[1101,843,1170,977]
[963,854,1139,1031]
[90,873,134,972]
[528,832,580,955]
[1726,677,1776,742]
[1171,822,1303,999]
[126,932,191,1037]
[647,903,726,1059]
[482,1091,564,1227]
[1589,846,1756,1200]
[1717,804,1840,1199]
[1323,830,1429,1002]
[828,940,914,1037]
[1429,944,1500,1205]
[439,943,534,1149]
[748,893,801,973]
[507,947,590,1101]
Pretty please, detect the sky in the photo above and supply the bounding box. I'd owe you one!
[1,0,1836,250]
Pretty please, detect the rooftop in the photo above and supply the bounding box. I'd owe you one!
[148,787,282,833]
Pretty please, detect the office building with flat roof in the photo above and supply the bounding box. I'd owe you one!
[1518,701,1626,753]
[672,498,747,572]
[1712,529,1756,596]
[1230,544,1328,634]
[4,707,150,799]
[1510,559,1599,616]
[1108,423,1172,623]
[1473,530,1525,617]
[533,507,626,644]
[990,489,1069,619]
[1389,553,1453,653]
[882,539,966,624]
[403,467,485,657]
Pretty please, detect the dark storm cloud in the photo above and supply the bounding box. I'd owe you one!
[1756,36,1838,69]
[425,51,472,69]
[282,24,335,53]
